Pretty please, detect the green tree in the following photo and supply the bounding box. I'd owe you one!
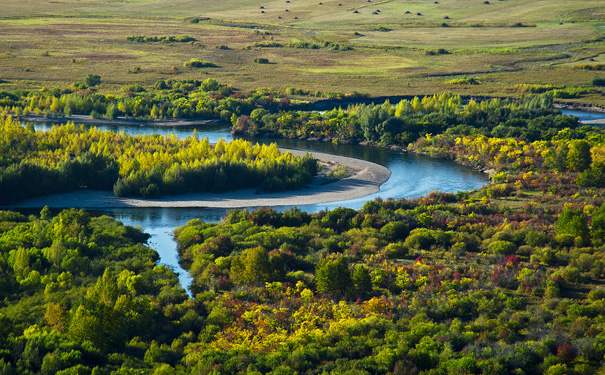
[591,204,605,246]
[84,74,101,87]
[68,306,102,348]
[201,78,220,92]
[566,140,591,172]
[556,204,590,246]
[52,209,91,243]
[351,264,372,297]
[231,247,271,285]
[315,256,351,296]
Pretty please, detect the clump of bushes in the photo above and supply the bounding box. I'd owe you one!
[254,57,270,64]
[509,83,559,93]
[289,41,352,51]
[126,35,196,43]
[425,48,450,55]
[448,77,479,85]
[120,84,146,93]
[184,16,210,23]
[253,41,283,48]
[575,63,605,71]
[83,74,101,87]
[591,76,605,87]
[183,58,217,68]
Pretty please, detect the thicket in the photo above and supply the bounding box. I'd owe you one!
[126,35,196,43]
[0,79,289,121]
[233,93,580,145]
[0,208,201,374]
[0,116,318,203]
[183,59,217,68]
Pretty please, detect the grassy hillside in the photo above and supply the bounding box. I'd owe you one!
[0,0,603,103]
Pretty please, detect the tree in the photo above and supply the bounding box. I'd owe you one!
[591,204,605,246]
[201,78,220,92]
[566,140,591,172]
[84,74,101,87]
[52,209,90,243]
[68,306,102,348]
[45,303,68,333]
[315,256,351,296]
[352,264,372,297]
[231,247,271,285]
[380,222,408,242]
[556,204,590,246]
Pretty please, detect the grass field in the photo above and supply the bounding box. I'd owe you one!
[0,0,604,104]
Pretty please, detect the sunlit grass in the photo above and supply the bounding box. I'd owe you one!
[0,0,602,104]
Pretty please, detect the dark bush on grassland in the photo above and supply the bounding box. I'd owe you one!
[183,58,217,68]
[592,76,605,87]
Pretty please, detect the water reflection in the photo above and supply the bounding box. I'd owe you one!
[31,122,234,144]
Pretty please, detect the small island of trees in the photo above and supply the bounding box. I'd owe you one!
[0,116,318,204]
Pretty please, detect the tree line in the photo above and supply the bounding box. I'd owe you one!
[0,78,290,122]
[233,93,579,145]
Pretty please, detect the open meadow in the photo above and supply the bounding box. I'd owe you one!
[0,0,603,104]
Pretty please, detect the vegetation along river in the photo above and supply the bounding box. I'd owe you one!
[24,121,484,291]
[27,109,605,291]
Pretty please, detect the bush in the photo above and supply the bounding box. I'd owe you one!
[120,84,145,93]
[448,77,479,85]
[254,58,270,64]
[591,76,605,87]
[183,58,217,68]
[84,74,101,87]
[201,78,221,92]
[487,240,516,255]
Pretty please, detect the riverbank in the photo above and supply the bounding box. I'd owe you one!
[7,149,391,209]
[17,114,226,127]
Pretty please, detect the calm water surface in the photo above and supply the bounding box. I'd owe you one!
[560,109,605,122]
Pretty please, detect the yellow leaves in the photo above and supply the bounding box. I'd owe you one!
[517,267,536,282]
[591,144,605,165]
[332,300,353,320]
[460,277,473,288]
[362,297,394,315]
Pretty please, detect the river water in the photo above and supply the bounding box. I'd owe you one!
[31,107,605,292]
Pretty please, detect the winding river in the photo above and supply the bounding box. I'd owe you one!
[29,122,489,291]
[29,107,605,292]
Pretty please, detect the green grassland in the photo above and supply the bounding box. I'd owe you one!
[0,0,604,104]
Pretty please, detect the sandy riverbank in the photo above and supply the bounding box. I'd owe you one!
[584,119,605,126]
[7,149,391,209]
[18,114,225,127]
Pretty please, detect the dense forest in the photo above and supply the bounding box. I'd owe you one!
[0,116,318,204]
[2,93,605,374]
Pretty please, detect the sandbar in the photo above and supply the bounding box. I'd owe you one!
[7,150,391,209]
